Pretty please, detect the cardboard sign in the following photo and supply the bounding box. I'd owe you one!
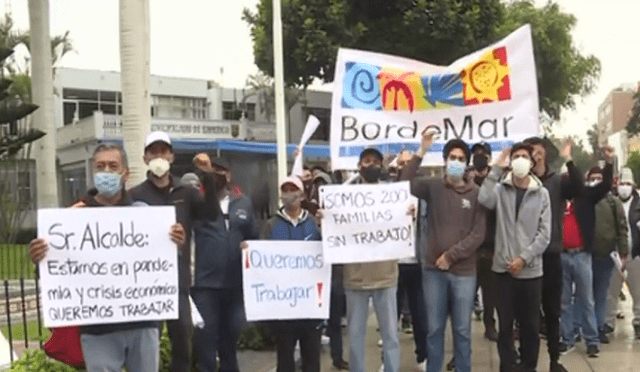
[330,25,539,169]
[320,181,416,263]
[242,241,331,321]
[37,206,178,327]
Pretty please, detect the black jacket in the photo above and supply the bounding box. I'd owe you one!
[570,162,614,254]
[539,161,583,254]
[193,193,258,289]
[129,174,219,293]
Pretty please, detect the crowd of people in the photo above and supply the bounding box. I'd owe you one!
[26,129,640,372]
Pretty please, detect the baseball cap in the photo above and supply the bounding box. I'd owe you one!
[279,175,304,191]
[144,131,172,149]
[471,142,491,155]
[359,147,384,162]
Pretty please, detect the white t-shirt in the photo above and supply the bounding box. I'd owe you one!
[220,195,230,230]
[623,198,632,249]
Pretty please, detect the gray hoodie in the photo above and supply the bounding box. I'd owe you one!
[478,167,551,279]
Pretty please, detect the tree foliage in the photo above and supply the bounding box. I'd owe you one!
[243,0,600,119]
[626,91,640,136]
[245,71,304,124]
[626,151,640,186]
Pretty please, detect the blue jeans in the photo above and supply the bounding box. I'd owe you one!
[345,286,399,372]
[80,327,159,372]
[423,269,476,372]
[191,287,246,372]
[560,251,599,347]
[592,256,614,336]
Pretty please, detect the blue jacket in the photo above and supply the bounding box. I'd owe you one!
[260,208,321,241]
[193,193,258,289]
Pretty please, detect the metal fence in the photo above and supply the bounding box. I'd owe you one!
[0,244,36,280]
[1,277,44,364]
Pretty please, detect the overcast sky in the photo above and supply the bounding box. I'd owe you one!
[8,0,640,143]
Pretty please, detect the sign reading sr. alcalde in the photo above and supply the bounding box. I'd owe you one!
[37,206,178,327]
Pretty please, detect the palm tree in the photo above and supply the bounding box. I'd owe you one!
[28,0,58,208]
[119,0,151,186]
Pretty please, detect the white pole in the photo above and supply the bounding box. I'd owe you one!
[272,0,288,194]
[29,0,59,208]
[119,0,151,187]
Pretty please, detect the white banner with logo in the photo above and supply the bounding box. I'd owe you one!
[330,25,539,169]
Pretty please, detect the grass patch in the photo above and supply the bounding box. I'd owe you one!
[1,320,49,341]
[0,244,36,279]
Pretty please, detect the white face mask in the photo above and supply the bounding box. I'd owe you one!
[618,185,633,200]
[148,158,171,178]
[586,180,601,187]
[511,157,531,179]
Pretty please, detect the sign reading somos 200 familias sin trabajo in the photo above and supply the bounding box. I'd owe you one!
[242,241,331,321]
[331,25,539,170]
[320,181,416,264]
[37,206,178,328]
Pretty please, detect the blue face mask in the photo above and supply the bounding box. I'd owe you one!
[446,160,466,180]
[94,172,122,198]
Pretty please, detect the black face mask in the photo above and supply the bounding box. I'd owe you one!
[360,166,382,183]
[213,172,227,190]
[473,154,488,171]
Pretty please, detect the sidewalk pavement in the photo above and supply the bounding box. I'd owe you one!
[243,285,640,372]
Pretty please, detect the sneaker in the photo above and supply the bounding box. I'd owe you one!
[378,365,384,372]
[550,361,568,372]
[332,359,349,370]
[416,360,426,371]
[600,333,610,344]
[603,323,614,334]
[558,342,575,355]
[377,338,383,347]
[587,344,599,358]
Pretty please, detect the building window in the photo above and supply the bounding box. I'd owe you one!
[62,88,122,125]
[151,95,207,119]
[223,101,256,121]
[306,107,331,141]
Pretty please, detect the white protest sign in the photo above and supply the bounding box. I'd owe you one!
[330,25,539,170]
[37,206,178,327]
[320,181,416,263]
[292,115,321,177]
[242,241,331,321]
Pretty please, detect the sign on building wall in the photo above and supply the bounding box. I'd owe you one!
[102,117,233,140]
[320,181,416,263]
[37,206,179,327]
[330,25,539,170]
[242,241,331,321]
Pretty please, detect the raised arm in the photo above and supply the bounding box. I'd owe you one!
[190,153,221,221]
[399,129,438,201]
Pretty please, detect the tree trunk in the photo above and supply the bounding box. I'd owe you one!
[119,0,151,187]
[28,0,59,208]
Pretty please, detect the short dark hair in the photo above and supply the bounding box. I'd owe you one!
[92,144,128,169]
[523,136,546,148]
[510,142,533,158]
[443,139,470,164]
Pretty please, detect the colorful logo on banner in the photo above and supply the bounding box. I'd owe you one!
[342,47,511,112]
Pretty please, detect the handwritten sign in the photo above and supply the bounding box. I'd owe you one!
[37,206,178,327]
[242,241,331,321]
[320,181,416,263]
[330,25,538,169]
